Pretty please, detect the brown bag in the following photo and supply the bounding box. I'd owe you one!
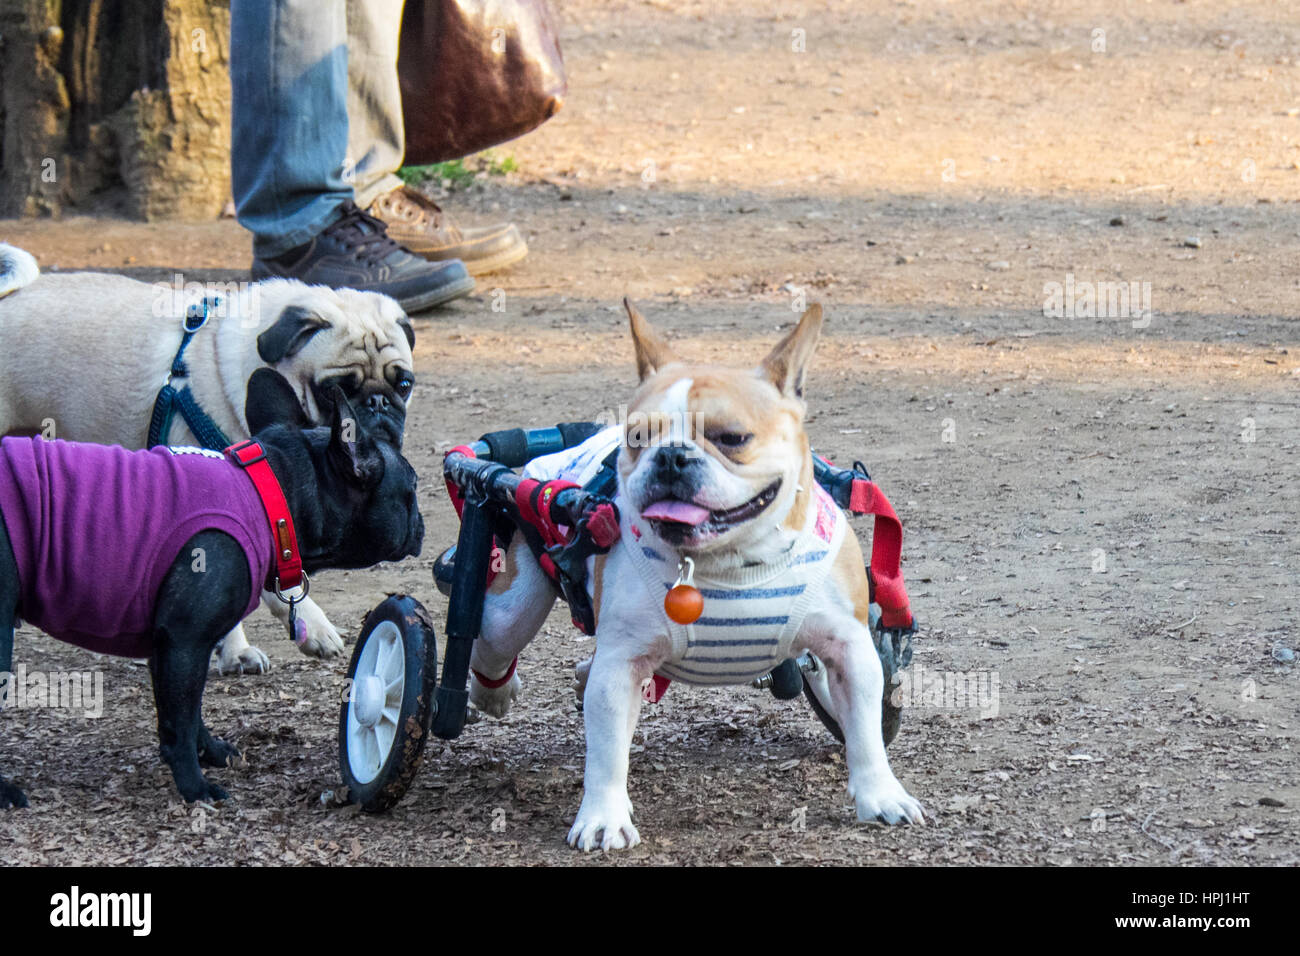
[398,0,567,166]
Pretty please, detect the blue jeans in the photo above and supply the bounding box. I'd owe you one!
[231,0,407,258]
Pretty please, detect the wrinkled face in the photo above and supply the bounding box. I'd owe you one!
[255,285,415,448]
[329,431,426,567]
[620,366,810,553]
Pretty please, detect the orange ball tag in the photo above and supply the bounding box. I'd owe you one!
[665,557,704,624]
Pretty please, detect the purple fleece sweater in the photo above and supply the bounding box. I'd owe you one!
[0,437,272,658]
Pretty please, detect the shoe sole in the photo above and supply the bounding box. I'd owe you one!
[406,234,530,276]
[461,238,529,276]
[398,273,477,313]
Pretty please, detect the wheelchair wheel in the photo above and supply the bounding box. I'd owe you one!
[339,595,438,812]
[801,605,907,748]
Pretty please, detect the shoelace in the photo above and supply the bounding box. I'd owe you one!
[325,201,405,265]
[384,189,446,230]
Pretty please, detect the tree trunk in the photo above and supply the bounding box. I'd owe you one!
[0,0,231,221]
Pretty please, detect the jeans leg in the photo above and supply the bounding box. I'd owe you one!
[231,0,354,259]
[346,0,409,209]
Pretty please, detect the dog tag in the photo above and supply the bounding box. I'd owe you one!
[665,557,704,625]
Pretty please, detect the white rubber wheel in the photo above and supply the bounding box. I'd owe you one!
[338,595,437,811]
[345,620,405,785]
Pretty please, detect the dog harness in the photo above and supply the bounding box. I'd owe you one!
[147,297,234,451]
[622,484,847,686]
[0,437,272,658]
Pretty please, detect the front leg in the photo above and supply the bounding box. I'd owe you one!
[794,612,925,825]
[568,638,661,852]
[264,591,344,659]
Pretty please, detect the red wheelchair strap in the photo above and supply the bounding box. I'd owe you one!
[847,479,914,630]
[444,445,478,518]
[514,478,581,549]
[472,656,517,689]
[644,674,671,703]
[224,440,303,592]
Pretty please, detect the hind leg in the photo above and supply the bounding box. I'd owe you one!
[468,537,558,718]
[0,514,28,809]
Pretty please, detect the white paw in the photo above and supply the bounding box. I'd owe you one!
[216,640,271,675]
[292,604,345,659]
[469,670,521,718]
[850,774,926,826]
[567,793,640,852]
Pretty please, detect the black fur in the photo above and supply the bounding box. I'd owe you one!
[0,369,423,807]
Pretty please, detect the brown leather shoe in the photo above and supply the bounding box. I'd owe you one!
[366,185,528,275]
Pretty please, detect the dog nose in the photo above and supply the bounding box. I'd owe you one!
[365,393,390,414]
[654,444,698,480]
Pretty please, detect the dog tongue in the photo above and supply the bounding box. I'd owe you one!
[642,499,711,526]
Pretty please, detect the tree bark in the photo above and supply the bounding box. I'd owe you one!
[0,0,231,221]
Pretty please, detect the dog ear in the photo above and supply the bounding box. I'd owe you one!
[257,305,330,364]
[245,367,312,434]
[397,314,415,349]
[327,386,384,487]
[759,303,824,399]
[625,298,679,381]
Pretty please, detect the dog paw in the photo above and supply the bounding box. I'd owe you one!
[178,778,230,804]
[293,606,345,659]
[469,670,521,719]
[850,775,925,826]
[0,777,29,809]
[198,737,243,769]
[216,642,271,676]
[567,793,640,852]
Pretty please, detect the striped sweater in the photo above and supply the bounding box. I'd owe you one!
[524,426,847,685]
[622,483,846,685]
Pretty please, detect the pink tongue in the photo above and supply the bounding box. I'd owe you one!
[642,499,711,526]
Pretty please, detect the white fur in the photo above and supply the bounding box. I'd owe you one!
[0,245,39,300]
[472,392,926,851]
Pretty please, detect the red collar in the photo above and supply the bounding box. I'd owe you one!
[225,440,305,595]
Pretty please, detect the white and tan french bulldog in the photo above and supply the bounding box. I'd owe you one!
[468,299,925,851]
[0,243,416,675]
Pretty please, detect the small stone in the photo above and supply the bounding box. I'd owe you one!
[895,254,913,265]
[1109,216,1125,226]
[987,260,1011,271]
[1259,796,1286,807]
[1271,642,1295,663]
[1183,236,1202,248]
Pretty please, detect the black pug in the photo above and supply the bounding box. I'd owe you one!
[0,367,424,807]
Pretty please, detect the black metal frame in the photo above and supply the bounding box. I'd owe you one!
[432,425,614,739]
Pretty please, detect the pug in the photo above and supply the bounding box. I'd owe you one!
[0,368,425,807]
[0,243,415,674]
[466,300,925,851]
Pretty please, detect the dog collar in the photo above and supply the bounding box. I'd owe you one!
[225,440,306,597]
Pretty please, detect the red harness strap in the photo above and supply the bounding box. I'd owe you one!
[473,656,517,689]
[847,479,913,630]
[225,440,304,593]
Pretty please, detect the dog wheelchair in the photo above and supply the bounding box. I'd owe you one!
[338,422,918,812]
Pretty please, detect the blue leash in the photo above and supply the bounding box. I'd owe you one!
[147,297,234,451]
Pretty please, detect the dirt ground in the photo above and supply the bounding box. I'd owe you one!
[2,0,1298,866]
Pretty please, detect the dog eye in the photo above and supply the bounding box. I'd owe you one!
[708,430,752,450]
[393,373,414,398]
